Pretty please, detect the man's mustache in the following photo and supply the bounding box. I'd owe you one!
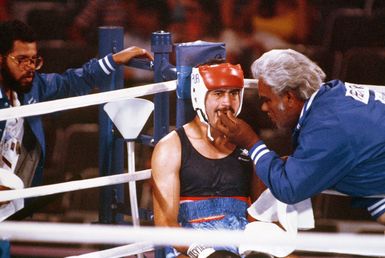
[216,108,235,114]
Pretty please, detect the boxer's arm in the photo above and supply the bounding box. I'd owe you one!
[151,131,181,228]
[151,131,189,256]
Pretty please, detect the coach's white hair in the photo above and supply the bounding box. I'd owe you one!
[251,49,326,100]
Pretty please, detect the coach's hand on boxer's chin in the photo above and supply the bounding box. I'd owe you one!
[216,111,260,150]
[0,185,11,206]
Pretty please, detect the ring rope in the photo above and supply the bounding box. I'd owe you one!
[0,79,382,122]
[0,80,176,121]
[1,167,380,203]
[0,221,384,257]
[0,169,151,202]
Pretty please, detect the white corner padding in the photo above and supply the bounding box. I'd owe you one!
[240,189,314,257]
[104,98,154,140]
[0,169,24,221]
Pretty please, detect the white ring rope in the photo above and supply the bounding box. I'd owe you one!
[0,80,176,121]
[1,79,382,122]
[0,173,381,208]
[0,169,151,202]
[0,221,384,257]
[244,78,258,88]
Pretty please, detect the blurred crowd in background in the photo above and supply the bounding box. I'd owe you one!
[2,0,385,82]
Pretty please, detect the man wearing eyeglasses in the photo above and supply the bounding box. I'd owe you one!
[0,19,153,220]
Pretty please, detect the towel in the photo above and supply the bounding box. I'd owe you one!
[0,169,24,221]
[240,189,314,257]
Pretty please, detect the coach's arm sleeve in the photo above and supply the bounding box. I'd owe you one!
[250,120,353,204]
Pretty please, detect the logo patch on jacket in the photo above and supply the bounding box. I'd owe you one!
[238,149,251,162]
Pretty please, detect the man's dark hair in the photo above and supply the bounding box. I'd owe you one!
[0,19,36,55]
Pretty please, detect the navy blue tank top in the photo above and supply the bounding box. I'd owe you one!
[176,127,253,197]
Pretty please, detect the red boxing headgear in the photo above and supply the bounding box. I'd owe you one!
[198,63,244,90]
[191,63,245,124]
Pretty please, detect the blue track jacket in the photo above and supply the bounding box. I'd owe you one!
[0,54,118,186]
[249,80,385,219]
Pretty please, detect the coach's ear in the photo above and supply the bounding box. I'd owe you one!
[284,90,305,114]
[284,90,299,106]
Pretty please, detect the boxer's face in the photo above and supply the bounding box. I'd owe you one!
[258,78,303,131]
[1,40,41,94]
[205,88,241,127]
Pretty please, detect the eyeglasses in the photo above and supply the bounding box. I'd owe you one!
[7,54,43,70]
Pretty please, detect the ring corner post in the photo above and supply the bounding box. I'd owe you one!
[174,41,226,127]
[151,30,173,258]
[151,31,172,143]
[98,26,125,224]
